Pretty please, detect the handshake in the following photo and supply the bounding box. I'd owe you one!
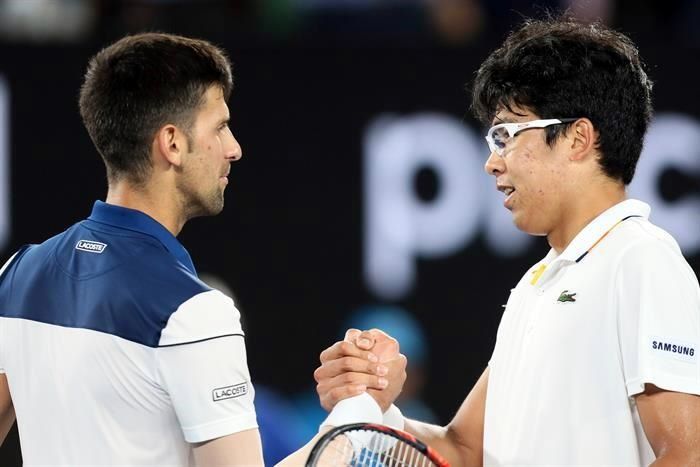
[314,329,408,427]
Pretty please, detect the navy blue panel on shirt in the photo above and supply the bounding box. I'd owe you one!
[88,200,198,276]
[0,203,210,347]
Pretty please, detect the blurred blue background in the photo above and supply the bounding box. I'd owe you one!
[0,0,699,464]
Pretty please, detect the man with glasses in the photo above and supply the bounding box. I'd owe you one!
[313,16,700,465]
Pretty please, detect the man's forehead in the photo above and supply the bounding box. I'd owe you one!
[193,86,229,125]
[203,84,225,103]
[493,105,536,124]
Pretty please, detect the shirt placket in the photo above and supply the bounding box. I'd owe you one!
[524,261,568,341]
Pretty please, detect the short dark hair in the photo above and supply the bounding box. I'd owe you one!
[472,16,653,184]
[79,33,233,185]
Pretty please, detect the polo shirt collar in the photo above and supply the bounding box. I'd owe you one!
[556,198,650,264]
[87,200,197,276]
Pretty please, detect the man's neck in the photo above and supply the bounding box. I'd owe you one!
[105,182,185,237]
[547,184,627,254]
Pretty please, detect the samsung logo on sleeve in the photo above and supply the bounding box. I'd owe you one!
[75,240,107,253]
[651,337,696,363]
[212,382,248,402]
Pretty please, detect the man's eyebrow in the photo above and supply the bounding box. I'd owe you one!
[492,115,512,125]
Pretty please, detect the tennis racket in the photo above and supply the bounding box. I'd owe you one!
[306,423,450,467]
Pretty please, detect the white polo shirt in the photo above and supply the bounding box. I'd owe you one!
[0,202,258,466]
[484,199,700,466]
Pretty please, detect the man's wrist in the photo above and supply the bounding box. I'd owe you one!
[382,403,405,431]
[320,393,383,429]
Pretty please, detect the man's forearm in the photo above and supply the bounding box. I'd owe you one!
[404,418,481,467]
[276,427,332,466]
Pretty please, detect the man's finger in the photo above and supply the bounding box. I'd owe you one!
[354,330,376,350]
[345,328,377,351]
[344,328,361,343]
[319,340,378,364]
[314,356,388,382]
[328,371,388,391]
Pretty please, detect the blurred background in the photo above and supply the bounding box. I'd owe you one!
[0,0,699,464]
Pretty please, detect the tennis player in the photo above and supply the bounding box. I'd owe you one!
[0,32,393,466]
[314,17,700,466]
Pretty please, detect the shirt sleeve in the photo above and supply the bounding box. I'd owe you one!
[616,238,700,397]
[156,290,258,443]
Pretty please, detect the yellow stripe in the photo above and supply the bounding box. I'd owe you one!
[530,264,547,285]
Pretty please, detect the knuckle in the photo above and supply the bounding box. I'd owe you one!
[398,353,408,367]
[340,372,358,385]
[339,357,356,372]
[388,339,400,353]
[339,341,353,354]
[329,387,346,401]
[316,379,329,391]
[319,346,333,363]
[319,394,332,411]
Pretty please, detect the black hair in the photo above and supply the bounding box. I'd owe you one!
[472,16,653,184]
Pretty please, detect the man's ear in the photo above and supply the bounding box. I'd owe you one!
[568,118,598,162]
[154,124,188,167]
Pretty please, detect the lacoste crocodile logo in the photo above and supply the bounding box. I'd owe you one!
[557,290,577,303]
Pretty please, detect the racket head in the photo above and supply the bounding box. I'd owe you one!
[306,422,450,467]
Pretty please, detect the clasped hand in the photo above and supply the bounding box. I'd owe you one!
[314,328,407,413]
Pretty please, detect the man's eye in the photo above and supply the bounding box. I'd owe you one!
[493,132,509,147]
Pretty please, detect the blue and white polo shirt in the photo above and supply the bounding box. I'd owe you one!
[0,201,257,466]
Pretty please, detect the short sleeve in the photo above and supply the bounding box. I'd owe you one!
[617,240,700,397]
[156,290,258,443]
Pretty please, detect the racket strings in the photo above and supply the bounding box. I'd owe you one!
[317,429,434,467]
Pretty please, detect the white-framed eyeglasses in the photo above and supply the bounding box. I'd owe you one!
[485,118,578,156]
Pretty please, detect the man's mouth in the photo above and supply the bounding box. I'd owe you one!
[497,184,516,209]
[497,183,515,196]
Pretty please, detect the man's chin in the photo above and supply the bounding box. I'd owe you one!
[206,200,225,216]
[512,213,548,237]
[187,198,225,219]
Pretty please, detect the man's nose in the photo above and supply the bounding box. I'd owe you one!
[484,151,504,176]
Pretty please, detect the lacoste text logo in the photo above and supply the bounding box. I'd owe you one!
[212,382,248,402]
[75,240,107,254]
[557,290,577,303]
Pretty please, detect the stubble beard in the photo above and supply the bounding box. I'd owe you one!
[194,186,225,218]
[179,176,226,221]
